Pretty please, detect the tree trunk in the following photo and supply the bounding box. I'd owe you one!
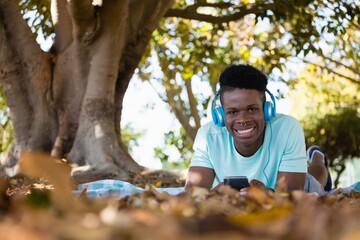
[0,0,174,179]
[0,0,58,167]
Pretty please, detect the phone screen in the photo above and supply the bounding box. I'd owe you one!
[224,176,250,190]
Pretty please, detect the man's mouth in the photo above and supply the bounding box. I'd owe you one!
[234,126,255,136]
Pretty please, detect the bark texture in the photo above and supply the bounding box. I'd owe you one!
[0,0,174,179]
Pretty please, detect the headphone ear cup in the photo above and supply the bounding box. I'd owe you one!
[211,92,226,127]
[264,89,276,121]
[212,106,225,127]
[217,106,225,127]
[264,101,274,121]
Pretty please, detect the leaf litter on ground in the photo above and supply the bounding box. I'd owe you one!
[0,152,360,240]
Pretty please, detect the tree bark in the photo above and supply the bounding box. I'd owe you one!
[0,0,174,178]
[0,0,57,167]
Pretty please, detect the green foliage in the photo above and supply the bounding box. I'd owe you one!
[303,108,360,186]
[121,123,145,153]
[155,128,192,170]
[0,90,13,154]
[284,1,360,84]
[19,0,53,39]
[287,64,360,121]
[304,108,360,162]
[146,17,238,91]
[287,63,360,186]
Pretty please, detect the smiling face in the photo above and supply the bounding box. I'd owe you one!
[221,88,266,157]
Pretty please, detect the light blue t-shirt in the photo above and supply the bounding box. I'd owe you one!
[189,113,308,190]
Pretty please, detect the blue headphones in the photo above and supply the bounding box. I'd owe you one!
[211,89,276,127]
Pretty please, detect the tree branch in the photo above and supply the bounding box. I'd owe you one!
[184,79,201,130]
[154,65,197,144]
[166,82,196,145]
[194,1,234,8]
[0,0,53,107]
[67,0,94,22]
[67,0,101,44]
[322,55,359,77]
[0,9,33,166]
[115,0,174,129]
[50,0,73,53]
[165,2,269,24]
[301,58,359,85]
[314,47,359,75]
[1,0,56,153]
[0,0,48,72]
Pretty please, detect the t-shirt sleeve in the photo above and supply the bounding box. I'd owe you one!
[278,120,308,173]
[189,127,214,169]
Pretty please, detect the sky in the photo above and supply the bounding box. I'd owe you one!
[121,77,175,169]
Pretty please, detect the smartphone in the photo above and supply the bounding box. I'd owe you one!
[224,176,250,191]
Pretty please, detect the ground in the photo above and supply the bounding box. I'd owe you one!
[0,153,360,240]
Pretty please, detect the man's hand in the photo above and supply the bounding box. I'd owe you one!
[240,179,268,192]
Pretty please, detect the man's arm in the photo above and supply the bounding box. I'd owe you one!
[277,171,306,191]
[185,166,215,190]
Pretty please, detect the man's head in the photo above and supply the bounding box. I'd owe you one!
[217,64,269,156]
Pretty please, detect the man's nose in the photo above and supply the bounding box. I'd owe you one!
[236,111,250,122]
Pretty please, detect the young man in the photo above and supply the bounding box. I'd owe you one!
[185,64,331,193]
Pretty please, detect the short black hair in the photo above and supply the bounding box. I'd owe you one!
[219,64,268,91]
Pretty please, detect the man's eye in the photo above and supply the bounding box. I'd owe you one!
[228,111,237,115]
[249,107,257,112]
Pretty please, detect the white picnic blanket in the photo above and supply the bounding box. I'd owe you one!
[73,179,185,199]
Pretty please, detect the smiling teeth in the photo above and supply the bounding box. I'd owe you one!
[236,128,253,134]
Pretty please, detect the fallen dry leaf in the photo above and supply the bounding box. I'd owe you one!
[0,166,360,240]
[18,151,75,211]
